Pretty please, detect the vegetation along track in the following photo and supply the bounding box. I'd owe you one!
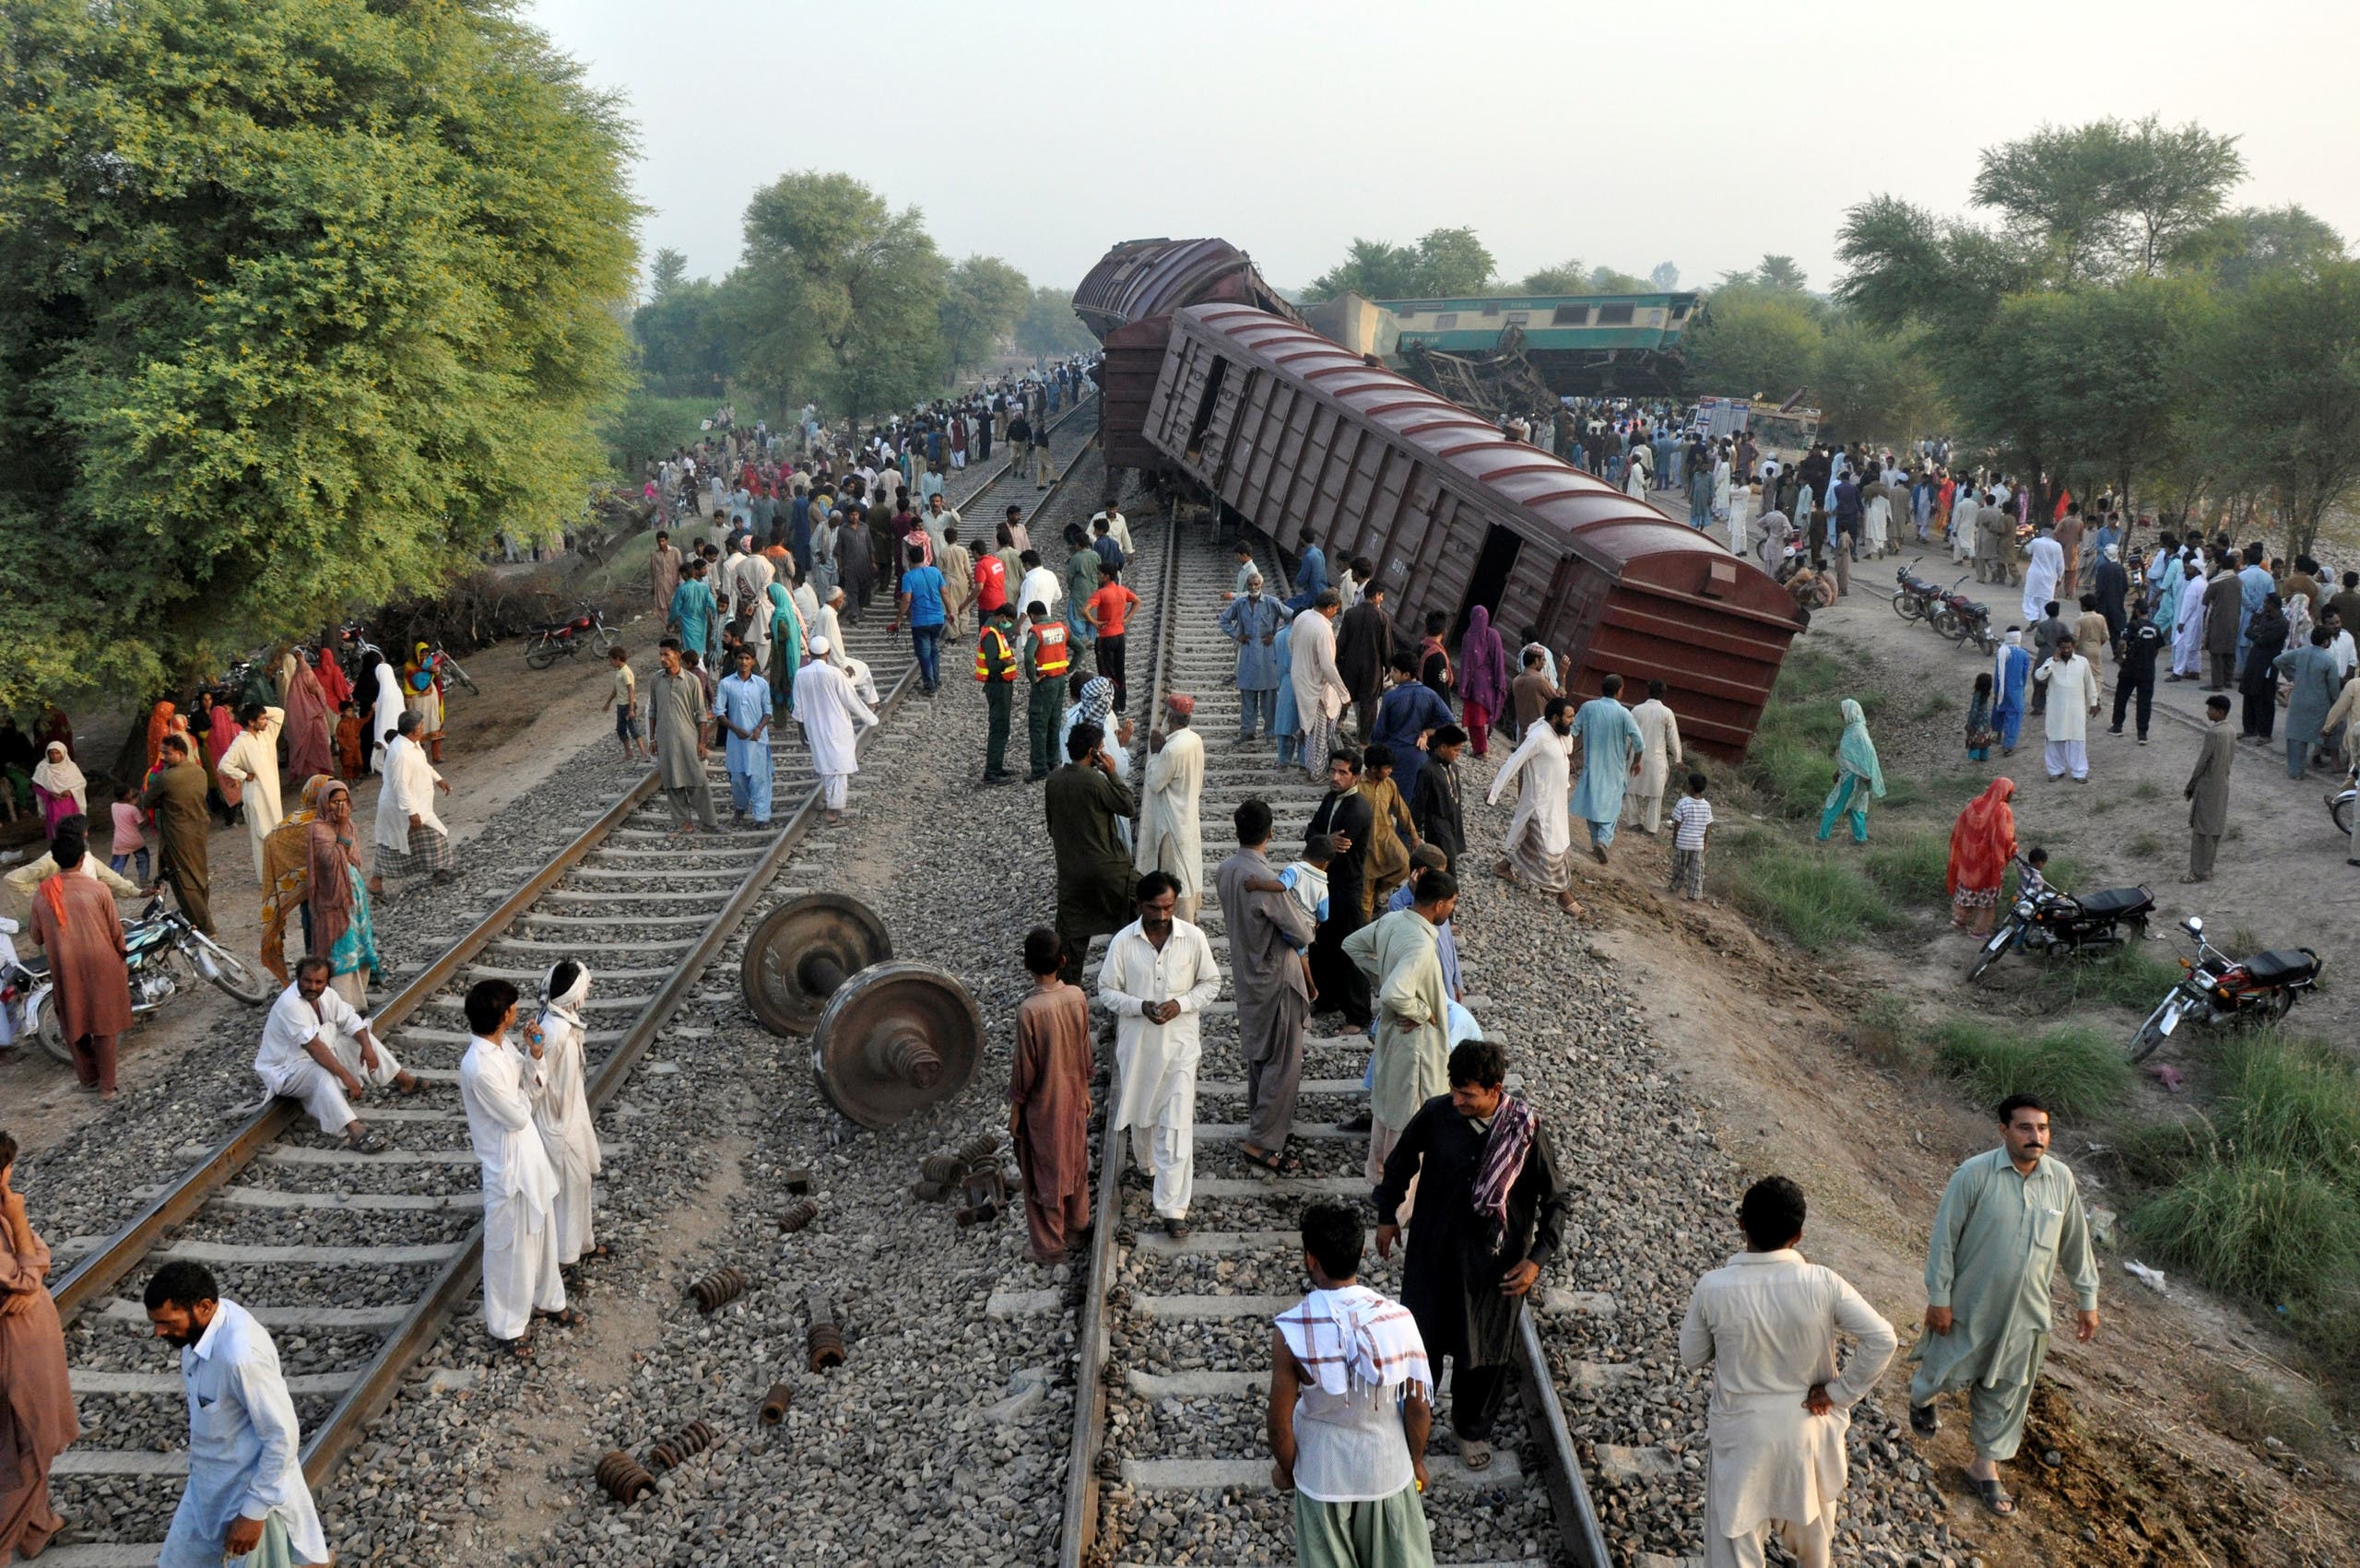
[35,389,1100,1564]
[1057,508,1610,1567]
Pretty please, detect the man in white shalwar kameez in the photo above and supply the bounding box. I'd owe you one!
[791,638,879,821]
[1624,681,1683,835]
[1289,596,1350,782]
[1134,694,1207,923]
[2020,530,2063,626]
[457,980,572,1350]
[254,959,416,1150]
[2169,560,2207,678]
[1681,1176,1897,1568]
[1096,872,1222,1237]
[1485,697,1582,914]
[215,702,286,883]
[815,590,849,668]
[532,961,604,1267]
[2035,635,2101,783]
[372,713,450,888]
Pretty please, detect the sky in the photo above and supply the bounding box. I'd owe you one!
[525,0,2360,301]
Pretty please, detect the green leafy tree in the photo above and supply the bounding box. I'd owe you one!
[633,270,733,398]
[1754,254,1809,292]
[732,171,947,417]
[1412,228,1496,297]
[1586,265,1651,293]
[1017,286,1096,357]
[2175,205,2346,290]
[938,254,1029,377]
[1307,228,1495,301]
[2185,261,2360,560]
[0,0,639,706]
[1686,293,1820,400]
[1649,261,1681,291]
[646,247,690,300]
[1812,323,1947,445]
[1516,259,1589,294]
[1971,116,2243,279]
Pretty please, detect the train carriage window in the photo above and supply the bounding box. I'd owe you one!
[1481,304,1500,317]
[1504,312,1529,325]
[1594,304,1634,326]
[1186,355,1231,460]
[1670,304,1691,323]
[1433,312,1458,329]
[1550,305,1589,326]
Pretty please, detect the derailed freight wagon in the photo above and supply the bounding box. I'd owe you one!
[1071,238,1304,477]
[1141,303,1801,761]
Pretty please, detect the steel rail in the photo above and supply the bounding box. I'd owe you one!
[51,382,1100,1502]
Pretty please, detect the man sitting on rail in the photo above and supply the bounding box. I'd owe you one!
[254,956,419,1153]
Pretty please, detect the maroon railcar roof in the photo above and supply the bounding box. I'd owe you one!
[1073,239,1304,341]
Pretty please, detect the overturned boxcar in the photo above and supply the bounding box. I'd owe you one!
[1140,303,1801,760]
[1071,238,1304,477]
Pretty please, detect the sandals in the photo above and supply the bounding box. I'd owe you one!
[493,1336,534,1362]
[347,1126,388,1155]
[1240,1146,1303,1176]
[534,1307,586,1329]
[1460,1438,1493,1472]
[1908,1403,1938,1437]
[1969,1475,2016,1516]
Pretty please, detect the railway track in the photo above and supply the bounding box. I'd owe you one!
[35,388,1102,1565]
[1058,511,1611,1566]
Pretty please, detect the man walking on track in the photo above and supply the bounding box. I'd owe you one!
[651,639,719,834]
[1009,927,1092,1266]
[1569,675,1645,862]
[1136,694,1206,923]
[1098,871,1222,1240]
[792,637,879,823]
[1085,561,1140,713]
[1218,799,1317,1178]
[1487,697,1582,915]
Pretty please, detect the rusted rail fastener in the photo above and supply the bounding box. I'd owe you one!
[777,1199,818,1234]
[688,1267,746,1314]
[758,1383,794,1426]
[648,1419,716,1470]
[806,1290,845,1372]
[596,1450,656,1503]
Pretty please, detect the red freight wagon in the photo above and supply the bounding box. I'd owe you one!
[1140,303,1802,760]
[1072,238,1304,477]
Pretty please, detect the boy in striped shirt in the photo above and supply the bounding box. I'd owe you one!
[1669,772,1713,900]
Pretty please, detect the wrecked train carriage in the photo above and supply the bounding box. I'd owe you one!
[1071,238,1304,477]
[1140,304,1800,761]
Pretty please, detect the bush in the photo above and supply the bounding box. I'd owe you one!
[1729,840,1901,950]
[1752,732,1836,819]
[2130,1155,2360,1306]
[2211,1034,2360,1191]
[1865,832,1948,906]
[1932,1020,2131,1119]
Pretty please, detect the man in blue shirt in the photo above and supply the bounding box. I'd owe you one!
[1292,529,1328,613]
[897,544,948,694]
[714,645,774,826]
[2235,543,2274,671]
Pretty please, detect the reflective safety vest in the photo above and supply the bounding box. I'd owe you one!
[1032,620,1070,679]
[974,625,1017,682]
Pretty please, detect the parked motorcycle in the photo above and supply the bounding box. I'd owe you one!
[1928,579,1995,652]
[17,899,274,1065]
[1965,883,2154,983]
[524,605,618,669]
[1892,561,1946,623]
[2128,916,2323,1062]
[2330,774,2354,839]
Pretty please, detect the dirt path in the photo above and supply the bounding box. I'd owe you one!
[0,608,667,1159]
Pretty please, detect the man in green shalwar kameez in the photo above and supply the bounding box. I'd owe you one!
[1908,1093,2100,1518]
[1340,871,1456,1194]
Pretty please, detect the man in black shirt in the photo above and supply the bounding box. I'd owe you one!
[2108,602,2168,744]
[1305,749,1375,1030]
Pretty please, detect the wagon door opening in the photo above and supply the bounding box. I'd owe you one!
[1184,356,1230,462]
[1452,524,1523,642]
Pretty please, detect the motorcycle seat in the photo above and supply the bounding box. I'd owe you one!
[16,953,45,977]
[2076,886,2154,919]
[2245,949,2319,985]
[527,620,572,635]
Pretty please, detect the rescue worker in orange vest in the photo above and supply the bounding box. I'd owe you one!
[1024,598,1073,782]
[976,603,1021,784]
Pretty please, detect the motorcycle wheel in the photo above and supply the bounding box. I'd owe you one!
[1926,606,1957,640]
[2128,1001,2177,1063]
[36,996,71,1065]
[1965,925,2014,984]
[1893,594,1922,622]
[197,943,276,1006]
[525,642,560,670]
[2334,795,2354,837]
[2262,989,2296,1026]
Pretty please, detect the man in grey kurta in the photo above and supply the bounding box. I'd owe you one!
[1217,574,1284,741]
[2272,628,2343,778]
[1341,871,1456,1191]
[652,640,719,831]
[1908,1094,2099,1516]
[1214,800,1316,1169]
[2182,693,2235,881]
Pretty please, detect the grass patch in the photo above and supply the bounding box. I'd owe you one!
[2125,832,2166,857]
[2029,944,2185,1013]
[1728,839,1902,950]
[2128,1155,2360,1306]
[1931,1019,2132,1119]
[2130,780,2164,802]
[1864,832,1948,907]
[2195,1366,2335,1459]
[1913,692,1956,720]
[2209,1035,2360,1189]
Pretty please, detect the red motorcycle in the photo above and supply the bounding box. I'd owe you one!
[524,605,616,669]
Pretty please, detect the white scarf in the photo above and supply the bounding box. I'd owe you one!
[1275,1285,1432,1402]
[541,961,592,1024]
[31,746,86,807]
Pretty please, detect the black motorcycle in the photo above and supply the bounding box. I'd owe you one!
[1966,883,2155,983]
[2129,916,2323,1062]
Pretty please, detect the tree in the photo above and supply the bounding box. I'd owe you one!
[1017,286,1096,357]
[938,254,1029,377]
[732,171,947,417]
[1754,255,1808,292]
[1306,227,1495,301]
[1517,259,1589,294]
[1685,293,1820,400]
[1835,194,2039,336]
[2176,205,2346,290]
[1812,323,1947,445]
[647,246,690,301]
[1586,265,1650,294]
[1649,261,1681,291]
[0,0,638,707]
[1971,116,2243,279]
[2187,261,2360,560]
[633,272,732,398]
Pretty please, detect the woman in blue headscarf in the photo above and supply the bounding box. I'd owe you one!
[1816,698,1887,843]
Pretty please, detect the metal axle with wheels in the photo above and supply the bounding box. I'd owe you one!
[739,893,892,1037]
